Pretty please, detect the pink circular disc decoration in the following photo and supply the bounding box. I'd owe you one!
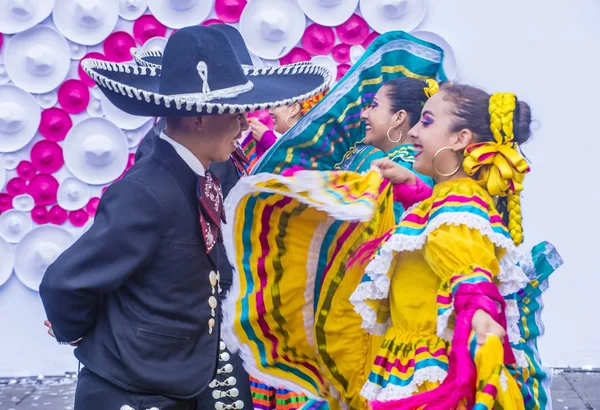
[39,107,73,142]
[31,205,49,224]
[279,47,311,65]
[68,209,89,227]
[302,24,336,56]
[0,194,13,212]
[336,14,370,46]
[27,174,59,206]
[332,44,351,63]
[86,197,100,216]
[16,161,36,181]
[6,178,27,196]
[215,0,247,23]
[58,80,90,114]
[79,52,107,87]
[31,140,64,174]
[133,15,167,45]
[202,18,225,26]
[363,31,380,48]
[104,31,137,62]
[337,63,351,81]
[49,205,68,225]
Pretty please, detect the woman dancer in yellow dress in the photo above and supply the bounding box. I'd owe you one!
[346,84,562,409]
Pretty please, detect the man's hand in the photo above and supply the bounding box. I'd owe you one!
[44,320,55,338]
[44,320,83,346]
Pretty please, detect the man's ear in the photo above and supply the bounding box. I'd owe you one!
[194,116,204,131]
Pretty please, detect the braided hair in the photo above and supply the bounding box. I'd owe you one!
[441,84,532,245]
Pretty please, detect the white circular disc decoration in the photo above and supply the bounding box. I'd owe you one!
[0,165,6,191]
[12,194,35,212]
[310,55,337,87]
[410,30,457,81]
[98,91,151,130]
[239,0,307,60]
[57,177,92,211]
[0,65,10,85]
[147,0,213,29]
[298,0,360,27]
[0,0,55,35]
[0,210,34,243]
[0,84,41,153]
[359,0,427,34]
[119,0,148,20]
[63,117,129,185]
[68,40,88,60]
[35,91,59,109]
[4,25,71,94]
[350,45,365,65]
[125,120,154,148]
[14,225,75,292]
[52,0,120,46]
[86,98,104,118]
[0,237,14,287]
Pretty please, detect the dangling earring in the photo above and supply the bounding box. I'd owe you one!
[386,126,402,143]
[432,146,462,177]
[285,115,297,129]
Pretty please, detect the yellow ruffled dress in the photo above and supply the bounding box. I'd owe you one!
[223,171,561,410]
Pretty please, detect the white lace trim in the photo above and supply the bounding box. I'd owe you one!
[436,308,455,342]
[81,58,330,115]
[349,275,390,333]
[350,209,531,348]
[360,367,448,401]
[505,299,521,345]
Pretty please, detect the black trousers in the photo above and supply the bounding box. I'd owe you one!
[74,367,197,410]
[74,341,252,410]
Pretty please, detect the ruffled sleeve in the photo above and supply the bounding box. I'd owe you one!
[423,224,502,340]
[256,130,278,156]
[392,177,433,209]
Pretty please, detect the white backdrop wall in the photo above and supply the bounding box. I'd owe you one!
[0,0,598,376]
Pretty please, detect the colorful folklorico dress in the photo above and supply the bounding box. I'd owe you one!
[230,31,446,410]
[223,82,562,408]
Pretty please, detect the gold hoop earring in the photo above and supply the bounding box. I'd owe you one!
[285,115,297,129]
[432,147,461,177]
[386,126,402,143]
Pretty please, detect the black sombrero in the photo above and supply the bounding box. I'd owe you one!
[82,25,331,117]
[132,24,255,69]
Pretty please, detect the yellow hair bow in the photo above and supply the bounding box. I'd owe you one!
[463,142,530,196]
[423,79,439,98]
[463,92,530,197]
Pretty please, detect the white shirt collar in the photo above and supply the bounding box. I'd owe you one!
[159,131,205,176]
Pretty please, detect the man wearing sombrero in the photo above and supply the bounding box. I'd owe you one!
[39,25,329,410]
